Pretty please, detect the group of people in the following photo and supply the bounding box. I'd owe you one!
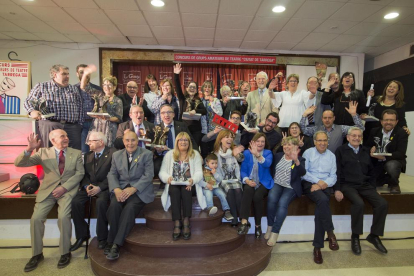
[15,63,409,271]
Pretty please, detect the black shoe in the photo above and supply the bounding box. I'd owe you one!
[57,253,71,269]
[231,218,239,227]
[104,243,113,255]
[366,234,388,254]
[24,253,44,272]
[69,237,88,252]
[237,223,250,235]
[173,225,182,241]
[183,224,191,240]
[255,226,262,239]
[98,240,107,250]
[106,244,120,260]
[351,236,361,255]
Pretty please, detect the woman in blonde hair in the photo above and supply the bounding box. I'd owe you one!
[159,132,205,241]
[86,75,122,147]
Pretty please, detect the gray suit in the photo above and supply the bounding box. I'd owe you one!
[107,147,154,246]
[313,91,331,127]
[14,147,84,256]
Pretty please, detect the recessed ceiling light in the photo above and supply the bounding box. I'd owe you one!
[384,12,399,19]
[272,6,286,13]
[151,0,165,7]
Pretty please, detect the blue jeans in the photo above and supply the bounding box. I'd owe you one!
[81,120,92,153]
[203,188,230,211]
[267,184,297,233]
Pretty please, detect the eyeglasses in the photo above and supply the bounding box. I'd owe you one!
[127,86,138,89]
[178,139,189,142]
[160,111,174,115]
[289,80,298,83]
[348,134,362,138]
[266,118,278,125]
[315,139,328,143]
[230,117,241,120]
[188,85,197,89]
[87,139,101,143]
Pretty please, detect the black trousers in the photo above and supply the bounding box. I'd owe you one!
[191,130,203,150]
[341,183,388,236]
[169,185,194,221]
[71,188,109,241]
[240,184,268,226]
[372,160,403,187]
[200,140,215,160]
[38,120,82,150]
[107,194,145,246]
[303,183,334,248]
[227,188,242,221]
[153,155,164,179]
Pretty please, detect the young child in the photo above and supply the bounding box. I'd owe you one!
[202,153,234,221]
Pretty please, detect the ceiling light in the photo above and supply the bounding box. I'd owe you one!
[272,6,286,13]
[151,0,165,7]
[384,12,399,19]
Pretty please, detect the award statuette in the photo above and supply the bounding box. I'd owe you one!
[372,136,392,156]
[138,128,151,145]
[240,111,259,131]
[182,98,202,121]
[87,95,110,118]
[29,97,55,119]
[150,126,170,149]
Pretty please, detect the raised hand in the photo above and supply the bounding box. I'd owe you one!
[282,131,287,139]
[27,133,41,152]
[303,105,317,117]
[326,78,336,89]
[268,78,278,92]
[289,145,300,162]
[345,101,358,116]
[173,63,182,75]
[367,88,374,97]
[276,72,284,78]
[249,141,258,157]
[138,97,144,106]
[299,136,304,147]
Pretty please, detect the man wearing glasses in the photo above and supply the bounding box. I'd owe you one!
[70,131,116,252]
[118,81,143,122]
[202,110,244,145]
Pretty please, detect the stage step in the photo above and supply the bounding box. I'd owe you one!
[124,223,244,258]
[89,235,272,276]
[145,208,225,231]
[0,173,10,183]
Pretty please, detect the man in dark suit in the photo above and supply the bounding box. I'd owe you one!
[366,109,408,194]
[153,104,196,178]
[14,129,84,271]
[114,105,155,150]
[105,131,155,260]
[70,131,116,252]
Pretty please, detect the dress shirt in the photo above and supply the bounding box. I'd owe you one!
[133,122,146,136]
[53,147,67,165]
[24,80,84,124]
[302,147,337,187]
[348,143,359,154]
[271,90,312,128]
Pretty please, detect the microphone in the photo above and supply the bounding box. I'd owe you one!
[366,84,374,107]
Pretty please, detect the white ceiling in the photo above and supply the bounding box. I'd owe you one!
[1,0,414,59]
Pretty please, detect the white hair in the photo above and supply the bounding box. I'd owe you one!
[256,71,268,80]
[347,127,363,135]
[89,131,107,145]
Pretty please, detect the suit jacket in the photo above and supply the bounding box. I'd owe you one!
[240,149,274,189]
[313,90,331,127]
[221,100,247,120]
[14,147,84,203]
[81,146,116,191]
[158,120,198,150]
[246,89,278,124]
[114,120,155,150]
[108,147,155,204]
[272,152,306,197]
[365,126,408,166]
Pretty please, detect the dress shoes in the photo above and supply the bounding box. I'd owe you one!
[255,226,262,239]
[351,236,361,255]
[367,234,388,254]
[57,253,71,269]
[328,234,339,251]
[24,253,44,272]
[313,248,323,264]
[183,224,191,240]
[98,240,107,250]
[172,225,182,241]
[69,236,89,252]
[103,243,113,255]
[237,223,250,235]
[106,244,120,260]
[390,185,401,194]
[230,218,239,227]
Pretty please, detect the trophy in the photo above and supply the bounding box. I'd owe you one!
[362,102,379,122]
[87,95,110,118]
[240,112,259,131]
[151,126,170,149]
[372,136,392,156]
[182,98,202,120]
[138,128,151,144]
[29,97,55,118]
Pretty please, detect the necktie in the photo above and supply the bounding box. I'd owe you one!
[95,152,101,167]
[58,150,65,175]
[167,125,173,149]
[128,153,133,163]
[308,104,314,124]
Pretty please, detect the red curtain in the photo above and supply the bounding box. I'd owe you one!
[112,61,286,97]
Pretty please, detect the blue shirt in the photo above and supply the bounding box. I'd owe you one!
[53,147,67,165]
[347,143,359,154]
[302,147,337,187]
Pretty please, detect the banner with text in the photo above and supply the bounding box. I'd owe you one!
[174,54,276,65]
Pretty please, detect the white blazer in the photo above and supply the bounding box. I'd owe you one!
[159,150,206,211]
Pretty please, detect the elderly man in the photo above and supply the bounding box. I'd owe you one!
[114,105,155,150]
[70,131,116,252]
[24,64,84,150]
[302,131,340,264]
[105,131,154,260]
[306,76,332,127]
[300,101,364,153]
[75,64,103,153]
[246,71,279,125]
[335,127,388,256]
[14,129,84,271]
[118,81,141,122]
[366,109,408,194]
[153,104,196,178]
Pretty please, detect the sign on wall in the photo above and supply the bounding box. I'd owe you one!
[174,53,277,65]
[0,60,31,116]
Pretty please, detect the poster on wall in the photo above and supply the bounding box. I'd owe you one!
[0,60,31,117]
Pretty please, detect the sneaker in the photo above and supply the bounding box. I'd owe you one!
[208,206,218,216]
[223,210,234,221]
